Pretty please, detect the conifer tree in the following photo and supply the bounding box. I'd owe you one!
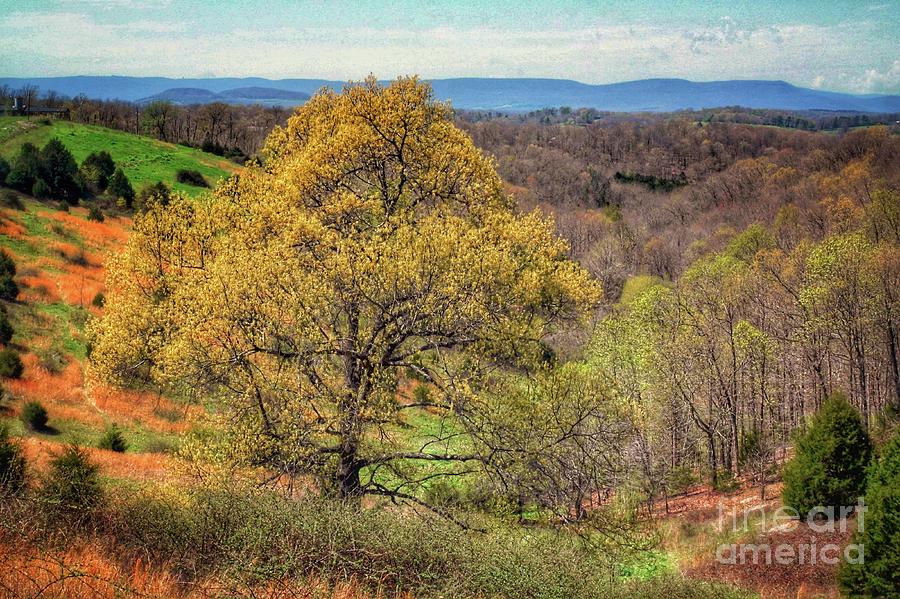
[839,431,900,595]
[782,392,872,516]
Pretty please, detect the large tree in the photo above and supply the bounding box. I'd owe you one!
[140,100,175,142]
[91,78,599,500]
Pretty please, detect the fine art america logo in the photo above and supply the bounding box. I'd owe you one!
[715,499,865,566]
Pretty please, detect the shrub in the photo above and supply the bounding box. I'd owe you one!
[712,469,740,493]
[87,204,104,222]
[31,178,50,199]
[0,275,18,301]
[839,431,900,595]
[136,181,171,209]
[109,487,622,598]
[35,347,67,374]
[175,169,209,187]
[0,189,23,210]
[97,425,128,453]
[42,444,102,514]
[0,312,12,345]
[91,291,105,308]
[20,400,48,431]
[0,424,26,495]
[0,348,23,378]
[666,464,698,495]
[0,157,10,185]
[782,392,872,517]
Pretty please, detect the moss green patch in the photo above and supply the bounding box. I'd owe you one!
[618,550,676,580]
[33,302,90,360]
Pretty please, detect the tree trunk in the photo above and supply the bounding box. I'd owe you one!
[337,442,362,498]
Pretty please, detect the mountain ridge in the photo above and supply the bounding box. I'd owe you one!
[138,86,311,106]
[2,75,898,112]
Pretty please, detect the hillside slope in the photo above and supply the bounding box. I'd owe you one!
[0,117,239,196]
[0,119,240,479]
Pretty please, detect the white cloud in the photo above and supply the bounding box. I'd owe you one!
[848,60,900,93]
[0,9,896,95]
[57,0,173,9]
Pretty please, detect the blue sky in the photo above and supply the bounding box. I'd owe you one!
[0,0,898,93]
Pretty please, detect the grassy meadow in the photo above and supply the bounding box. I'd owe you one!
[0,116,238,196]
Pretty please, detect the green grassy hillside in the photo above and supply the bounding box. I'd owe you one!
[0,116,238,196]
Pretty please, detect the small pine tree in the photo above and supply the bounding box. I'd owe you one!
[839,432,900,595]
[20,400,48,430]
[42,444,101,514]
[782,393,872,517]
[0,349,23,379]
[0,311,13,345]
[0,275,18,302]
[107,168,135,207]
[97,425,128,453]
[91,291,105,308]
[87,205,105,222]
[0,250,15,278]
[0,423,26,495]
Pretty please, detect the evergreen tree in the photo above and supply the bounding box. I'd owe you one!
[42,444,101,513]
[782,393,873,516]
[107,168,135,206]
[79,150,116,192]
[0,156,10,185]
[0,250,17,302]
[0,311,13,345]
[4,143,42,192]
[839,431,900,596]
[39,139,82,203]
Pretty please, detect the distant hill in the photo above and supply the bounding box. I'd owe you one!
[2,76,899,113]
[139,86,311,106]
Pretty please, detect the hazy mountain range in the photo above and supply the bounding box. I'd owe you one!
[2,76,899,113]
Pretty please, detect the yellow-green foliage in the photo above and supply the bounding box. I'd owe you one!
[90,77,600,496]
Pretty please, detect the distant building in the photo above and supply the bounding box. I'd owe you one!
[1,96,69,118]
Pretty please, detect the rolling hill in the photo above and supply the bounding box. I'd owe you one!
[2,75,899,112]
[139,86,311,106]
[0,116,238,196]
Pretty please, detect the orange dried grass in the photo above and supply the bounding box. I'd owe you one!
[88,379,201,433]
[20,437,172,482]
[0,540,406,599]
[45,210,130,249]
[7,353,87,406]
[0,542,186,599]
[16,273,63,303]
[0,216,27,238]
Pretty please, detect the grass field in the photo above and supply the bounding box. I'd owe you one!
[0,116,238,196]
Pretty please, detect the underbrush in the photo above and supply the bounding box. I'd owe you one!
[0,484,753,599]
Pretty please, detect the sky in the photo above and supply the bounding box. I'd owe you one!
[0,0,898,94]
